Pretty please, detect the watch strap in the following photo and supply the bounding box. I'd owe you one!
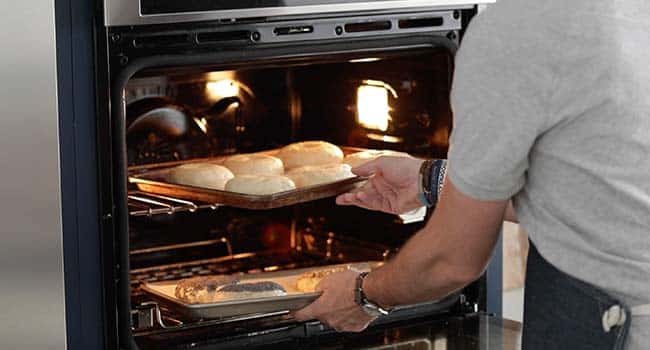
[418,160,435,207]
[418,159,448,208]
[355,272,390,316]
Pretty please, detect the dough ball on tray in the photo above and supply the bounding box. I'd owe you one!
[344,149,410,169]
[167,163,234,190]
[277,141,344,169]
[225,175,296,195]
[222,153,284,176]
[286,163,354,188]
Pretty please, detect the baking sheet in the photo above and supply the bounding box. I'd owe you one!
[129,172,366,210]
[128,147,369,210]
[141,262,381,320]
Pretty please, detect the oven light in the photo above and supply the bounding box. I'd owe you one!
[349,57,381,63]
[366,133,404,144]
[206,79,240,100]
[193,117,208,134]
[357,84,392,131]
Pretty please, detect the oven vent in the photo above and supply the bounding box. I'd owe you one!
[132,34,190,49]
[273,25,314,36]
[344,20,392,33]
[195,30,252,44]
[398,17,444,29]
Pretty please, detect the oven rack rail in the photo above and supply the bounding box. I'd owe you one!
[128,191,219,217]
[128,190,427,223]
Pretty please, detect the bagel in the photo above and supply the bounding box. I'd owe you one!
[167,163,234,190]
[343,149,410,169]
[286,163,354,188]
[225,175,296,195]
[276,141,344,169]
[222,153,284,176]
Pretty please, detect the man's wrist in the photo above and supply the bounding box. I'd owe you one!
[361,268,393,310]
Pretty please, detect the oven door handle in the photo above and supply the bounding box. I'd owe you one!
[288,320,334,338]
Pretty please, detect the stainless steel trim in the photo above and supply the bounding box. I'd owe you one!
[105,0,495,26]
[0,0,66,348]
[244,11,461,44]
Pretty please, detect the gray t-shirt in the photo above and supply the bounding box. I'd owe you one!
[447,0,650,346]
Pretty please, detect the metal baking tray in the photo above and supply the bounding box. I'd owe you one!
[129,172,366,210]
[128,147,368,210]
[140,262,381,320]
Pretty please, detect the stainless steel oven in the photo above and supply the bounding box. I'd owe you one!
[48,0,512,349]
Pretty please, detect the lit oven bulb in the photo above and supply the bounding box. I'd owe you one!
[356,82,394,132]
[206,79,240,100]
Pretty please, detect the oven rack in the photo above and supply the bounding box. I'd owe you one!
[128,191,220,217]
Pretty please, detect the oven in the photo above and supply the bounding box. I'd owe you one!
[89,1,509,349]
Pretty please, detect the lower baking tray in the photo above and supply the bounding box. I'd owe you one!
[140,262,381,320]
[128,147,369,210]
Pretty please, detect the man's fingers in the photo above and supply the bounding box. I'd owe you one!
[336,183,382,211]
[335,319,371,333]
[335,192,357,205]
[351,157,386,177]
[292,301,319,321]
[335,181,372,205]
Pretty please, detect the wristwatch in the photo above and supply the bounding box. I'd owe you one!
[354,272,391,317]
[418,159,447,208]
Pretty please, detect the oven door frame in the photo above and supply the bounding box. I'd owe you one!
[101,23,502,349]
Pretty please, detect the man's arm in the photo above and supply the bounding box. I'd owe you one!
[364,176,508,307]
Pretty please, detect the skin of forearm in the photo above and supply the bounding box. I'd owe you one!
[364,178,507,308]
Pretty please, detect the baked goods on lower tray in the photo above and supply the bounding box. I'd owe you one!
[174,275,288,304]
[295,267,348,293]
[141,262,381,319]
[174,275,240,304]
[211,281,287,302]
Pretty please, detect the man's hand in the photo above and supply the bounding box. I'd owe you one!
[336,156,424,215]
[292,270,377,332]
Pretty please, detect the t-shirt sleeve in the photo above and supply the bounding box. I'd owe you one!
[447,8,553,201]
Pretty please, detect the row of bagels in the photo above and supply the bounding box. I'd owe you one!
[166,141,407,195]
